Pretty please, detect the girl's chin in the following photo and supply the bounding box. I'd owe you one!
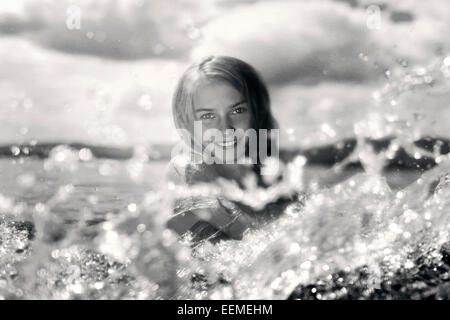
[210,149,246,164]
[214,140,237,148]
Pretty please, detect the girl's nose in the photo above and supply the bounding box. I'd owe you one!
[217,115,234,132]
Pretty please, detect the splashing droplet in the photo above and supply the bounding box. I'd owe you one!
[137,94,153,111]
[78,148,93,161]
[443,56,450,67]
[396,58,409,68]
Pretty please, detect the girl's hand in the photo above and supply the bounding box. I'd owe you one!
[205,201,258,240]
[167,204,257,241]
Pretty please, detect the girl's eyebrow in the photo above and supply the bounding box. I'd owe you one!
[228,100,246,109]
[195,100,246,113]
[195,108,214,113]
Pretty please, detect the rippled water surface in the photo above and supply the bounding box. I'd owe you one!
[1,155,449,299]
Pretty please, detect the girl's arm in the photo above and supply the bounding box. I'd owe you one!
[166,157,256,241]
[167,205,255,241]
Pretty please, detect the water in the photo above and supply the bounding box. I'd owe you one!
[0,158,169,299]
[1,56,450,300]
[0,155,449,299]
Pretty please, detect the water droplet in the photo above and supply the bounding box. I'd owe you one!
[404,260,414,269]
[79,148,93,161]
[288,243,300,255]
[415,67,427,76]
[88,195,98,205]
[10,146,20,156]
[94,282,104,290]
[71,283,84,294]
[51,249,60,259]
[34,202,46,213]
[128,203,137,213]
[98,161,119,176]
[137,224,146,233]
[300,260,312,269]
[186,26,201,40]
[358,53,368,61]
[396,58,409,68]
[137,94,153,110]
[385,113,398,122]
[372,91,381,101]
[321,123,336,137]
[443,56,450,67]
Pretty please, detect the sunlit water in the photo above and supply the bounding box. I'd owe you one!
[1,56,450,300]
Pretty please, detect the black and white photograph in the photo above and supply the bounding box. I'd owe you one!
[0,0,449,306]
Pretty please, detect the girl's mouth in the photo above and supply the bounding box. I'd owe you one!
[215,140,237,148]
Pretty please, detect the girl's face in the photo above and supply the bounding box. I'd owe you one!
[193,79,254,163]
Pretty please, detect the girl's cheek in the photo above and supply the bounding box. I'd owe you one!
[232,115,252,130]
[201,121,218,134]
[197,121,217,144]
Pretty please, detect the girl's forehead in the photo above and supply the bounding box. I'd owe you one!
[193,79,243,105]
[195,77,238,92]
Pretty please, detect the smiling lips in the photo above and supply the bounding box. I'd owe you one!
[216,140,237,148]
[214,135,247,149]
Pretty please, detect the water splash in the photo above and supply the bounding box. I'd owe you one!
[1,55,450,300]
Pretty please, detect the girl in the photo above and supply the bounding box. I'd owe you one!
[167,56,291,244]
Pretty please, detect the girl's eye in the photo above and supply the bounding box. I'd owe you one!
[231,106,247,115]
[199,113,215,120]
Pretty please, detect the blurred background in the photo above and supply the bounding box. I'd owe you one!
[1,0,450,151]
